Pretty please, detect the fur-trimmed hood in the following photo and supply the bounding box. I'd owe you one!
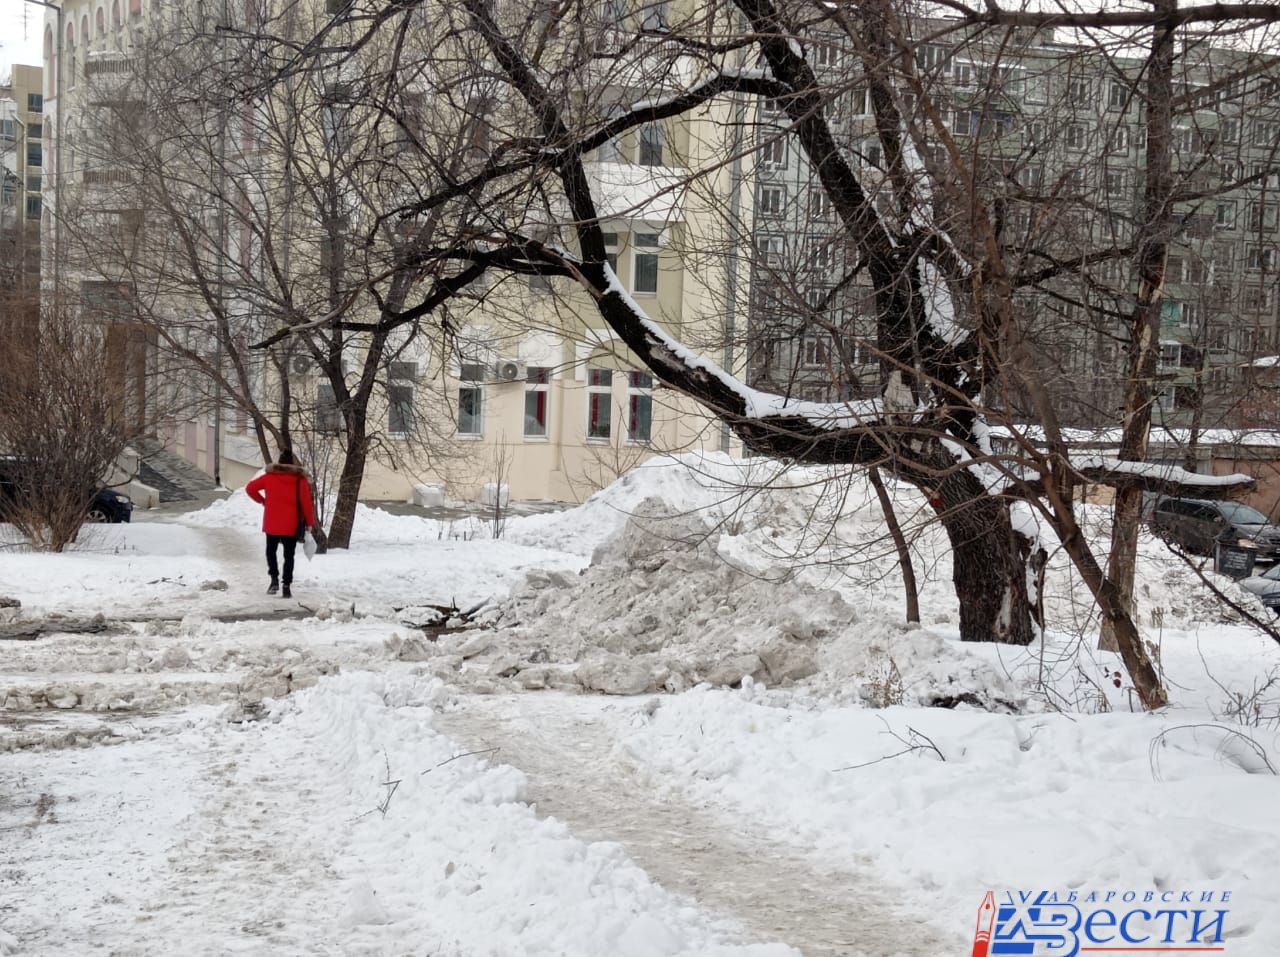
[266,462,308,477]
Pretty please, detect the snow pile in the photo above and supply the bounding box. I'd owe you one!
[185,489,444,545]
[463,497,1020,708]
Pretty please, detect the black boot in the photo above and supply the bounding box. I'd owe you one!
[281,584,292,599]
[267,577,278,595]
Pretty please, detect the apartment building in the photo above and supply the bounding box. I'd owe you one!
[44,0,741,504]
[746,23,1280,431]
[0,63,44,289]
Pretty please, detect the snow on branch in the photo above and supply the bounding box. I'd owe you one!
[1072,456,1256,497]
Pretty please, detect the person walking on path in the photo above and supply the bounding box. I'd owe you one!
[245,450,318,598]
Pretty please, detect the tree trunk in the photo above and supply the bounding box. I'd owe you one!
[869,467,920,624]
[935,473,1038,645]
[1058,512,1169,709]
[326,432,368,550]
[1100,0,1175,662]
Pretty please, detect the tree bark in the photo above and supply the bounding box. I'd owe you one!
[326,430,369,549]
[936,473,1037,645]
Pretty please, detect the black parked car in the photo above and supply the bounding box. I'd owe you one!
[0,459,133,524]
[1149,497,1280,560]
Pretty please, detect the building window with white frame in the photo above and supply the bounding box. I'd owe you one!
[758,185,784,217]
[524,366,550,438]
[633,233,659,294]
[457,362,485,435]
[1065,123,1087,150]
[587,367,612,439]
[627,371,653,442]
[760,136,786,169]
[1216,200,1237,229]
[602,231,619,271]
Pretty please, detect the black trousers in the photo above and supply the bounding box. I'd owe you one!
[266,534,298,585]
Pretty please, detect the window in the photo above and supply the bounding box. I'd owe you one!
[1159,341,1181,369]
[25,196,41,219]
[916,44,949,74]
[316,383,341,433]
[639,0,667,31]
[633,232,659,293]
[1221,118,1240,144]
[810,187,832,219]
[759,185,783,216]
[26,142,41,167]
[602,231,619,271]
[1107,126,1130,153]
[1254,120,1278,149]
[1249,203,1279,232]
[760,136,786,169]
[524,366,550,438]
[810,239,832,273]
[1252,163,1280,190]
[28,123,42,140]
[1065,168,1088,191]
[1216,201,1237,229]
[627,371,653,442]
[638,122,664,166]
[953,61,974,89]
[1108,82,1131,111]
[27,93,42,113]
[457,363,485,435]
[1024,74,1047,105]
[1104,168,1128,197]
[1065,124,1087,150]
[1247,246,1278,271]
[26,174,41,192]
[388,385,414,435]
[587,367,611,439]
[811,41,839,69]
[1066,77,1091,104]
[801,333,831,368]
[756,234,783,267]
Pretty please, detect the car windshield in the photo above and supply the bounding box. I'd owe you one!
[1264,563,1280,581]
[1217,502,1271,525]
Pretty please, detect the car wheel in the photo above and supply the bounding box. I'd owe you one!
[85,507,112,523]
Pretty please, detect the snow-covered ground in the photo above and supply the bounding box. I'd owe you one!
[2,452,1280,955]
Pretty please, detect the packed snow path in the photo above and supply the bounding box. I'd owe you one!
[436,694,955,957]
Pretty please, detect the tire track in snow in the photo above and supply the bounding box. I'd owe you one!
[435,694,956,957]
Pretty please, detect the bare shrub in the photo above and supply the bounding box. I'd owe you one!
[0,305,135,551]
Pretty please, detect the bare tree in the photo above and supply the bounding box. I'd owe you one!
[143,0,1280,706]
[0,297,139,551]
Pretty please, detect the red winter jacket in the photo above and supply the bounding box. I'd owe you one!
[245,464,318,537]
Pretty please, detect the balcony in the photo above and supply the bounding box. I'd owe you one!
[85,52,136,107]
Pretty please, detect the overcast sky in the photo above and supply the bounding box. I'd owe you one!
[1,0,50,81]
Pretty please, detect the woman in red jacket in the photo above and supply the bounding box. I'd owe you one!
[245,450,318,598]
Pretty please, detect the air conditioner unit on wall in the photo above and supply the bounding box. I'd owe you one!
[492,359,526,382]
